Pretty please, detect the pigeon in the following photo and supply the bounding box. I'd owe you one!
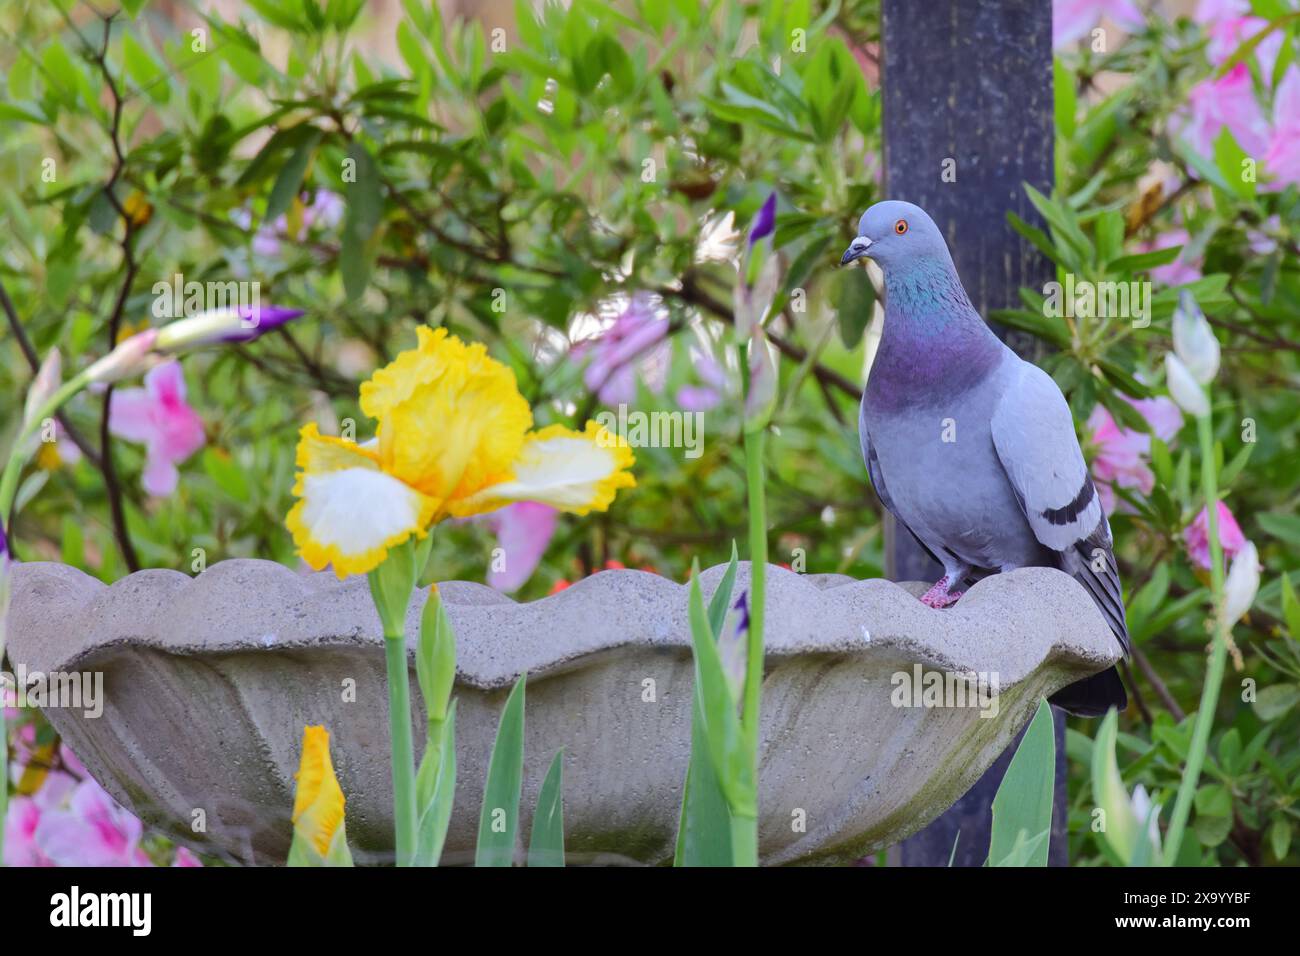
[841,200,1128,717]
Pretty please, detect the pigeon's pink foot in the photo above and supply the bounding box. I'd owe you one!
[919,578,965,609]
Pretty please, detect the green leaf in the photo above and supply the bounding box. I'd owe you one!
[527,749,565,867]
[1218,441,1255,487]
[414,702,457,867]
[1090,707,1148,865]
[202,448,250,502]
[674,688,736,866]
[1053,57,1076,140]
[804,38,858,141]
[122,33,169,104]
[988,308,1069,348]
[988,699,1055,867]
[265,128,322,223]
[0,102,47,124]
[1257,512,1300,549]
[1255,683,1300,721]
[476,675,526,867]
[1023,184,1093,268]
[341,141,383,299]
[834,265,876,349]
[42,41,82,106]
[1193,807,1234,847]
[707,541,740,637]
[1280,574,1300,638]
[686,559,753,818]
[1213,126,1255,199]
[1268,817,1292,861]
[1107,246,1182,274]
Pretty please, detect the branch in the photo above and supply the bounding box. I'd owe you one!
[93,12,141,572]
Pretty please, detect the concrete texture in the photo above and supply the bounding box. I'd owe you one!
[6,559,1121,865]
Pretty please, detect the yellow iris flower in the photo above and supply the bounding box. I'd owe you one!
[287,327,636,577]
[291,725,347,859]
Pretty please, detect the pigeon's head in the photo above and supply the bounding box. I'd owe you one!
[840,201,949,271]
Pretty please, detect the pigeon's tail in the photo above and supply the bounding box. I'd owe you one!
[1050,666,1127,718]
[1052,518,1131,718]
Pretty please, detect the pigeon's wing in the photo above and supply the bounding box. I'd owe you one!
[859,408,946,570]
[990,360,1130,654]
[859,421,898,515]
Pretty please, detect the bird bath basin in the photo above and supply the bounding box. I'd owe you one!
[5,559,1120,865]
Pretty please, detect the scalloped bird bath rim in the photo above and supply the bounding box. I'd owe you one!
[5,560,1121,866]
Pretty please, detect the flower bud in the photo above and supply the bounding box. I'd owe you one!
[23,349,62,429]
[154,306,304,352]
[416,585,457,724]
[744,327,778,432]
[1172,291,1220,385]
[84,330,159,384]
[747,193,776,249]
[734,253,780,339]
[1165,353,1209,418]
[1221,539,1260,629]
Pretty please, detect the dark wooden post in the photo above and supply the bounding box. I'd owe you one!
[880,0,1069,866]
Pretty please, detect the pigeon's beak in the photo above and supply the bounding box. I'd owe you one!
[840,236,873,266]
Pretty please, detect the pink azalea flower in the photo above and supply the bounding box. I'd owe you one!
[3,771,79,867]
[1184,501,1247,571]
[1197,0,1284,84]
[33,778,150,867]
[483,502,558,593]
[1128,395,1184,443]
[172,846,203,867]
[1086,395,1184,513]
[1175,62,1271,160]
[1263,66,1300,190]
[108,360,206,497]
[1053,0,1144,49]
[1140,228,1204,286]
[4,797,49,867]
[572,295,670,405]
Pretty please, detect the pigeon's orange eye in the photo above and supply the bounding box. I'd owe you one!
[894,219,908,235]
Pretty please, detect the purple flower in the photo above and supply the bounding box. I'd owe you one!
[572,294,670,405]
[0,518,8,565]
[221,305,306,343]
[717,590,750,706]
[676,348,728,412]
[154,306,305,352]
[748,193,777,248]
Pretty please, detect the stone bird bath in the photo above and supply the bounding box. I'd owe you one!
[6,559,1121,865]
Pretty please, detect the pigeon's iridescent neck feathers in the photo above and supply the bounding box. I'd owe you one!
[867,255,1004,411]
